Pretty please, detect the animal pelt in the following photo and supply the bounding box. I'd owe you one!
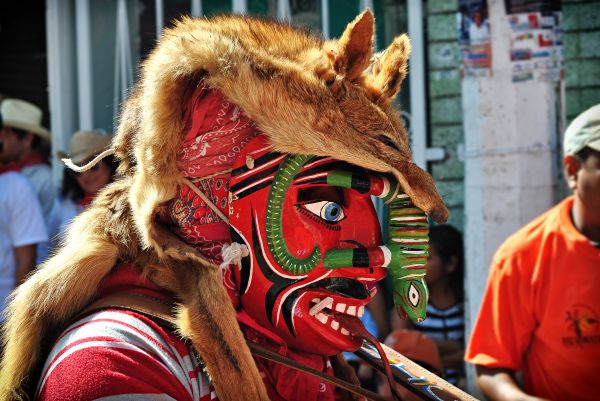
[0,10,448,401]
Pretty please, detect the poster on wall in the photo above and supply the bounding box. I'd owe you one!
[458,0,492,77]
[505,0,562,82]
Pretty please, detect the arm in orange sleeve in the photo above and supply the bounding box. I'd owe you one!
[465,245,538,374]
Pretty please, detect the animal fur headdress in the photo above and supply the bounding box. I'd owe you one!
[0,11,447,401]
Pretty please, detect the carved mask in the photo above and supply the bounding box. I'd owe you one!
[227,136,429,355]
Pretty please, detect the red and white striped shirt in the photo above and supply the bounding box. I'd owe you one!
[35,264,337,401]
[36,308,216,401]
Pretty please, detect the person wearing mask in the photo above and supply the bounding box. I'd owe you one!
[48,130,115,246]
[0,98,55,262]
[465,104,600,401]
[392,224,466,387]
[0,12,451,401]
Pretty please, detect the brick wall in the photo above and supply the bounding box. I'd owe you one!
[563,0,600,122]
[426,0,465,231]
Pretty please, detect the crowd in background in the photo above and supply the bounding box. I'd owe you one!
[0,98,117,326]
[1,96,599,401]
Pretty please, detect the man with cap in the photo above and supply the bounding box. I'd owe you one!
[465,104,600,401]
[0,98,55,262]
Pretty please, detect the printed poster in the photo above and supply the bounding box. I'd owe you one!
[458,0,492,77]
[508,11,563,82]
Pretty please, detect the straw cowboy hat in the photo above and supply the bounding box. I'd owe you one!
[0,98,51,142]
[57,130,112,165]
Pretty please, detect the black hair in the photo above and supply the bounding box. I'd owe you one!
[61,155,119,201]
[575,146,594,162]
[428,224,464,302]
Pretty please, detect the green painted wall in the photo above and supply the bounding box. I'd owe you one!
[203,0,232,15]
[426,0,464,231]
[563,0,600,121]
[329,0,360,38]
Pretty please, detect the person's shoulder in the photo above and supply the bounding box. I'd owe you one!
[21,163,52,181]
[494,202,563,263]
[0,171,36,193]
[1,171,29,184]
[22,163,51,173]
[37,308,203,400]
[56,197,79,212]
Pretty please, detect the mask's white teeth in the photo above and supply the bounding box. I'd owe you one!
[335,303,346,313]
[357,305,365,318]
[315,312,328,324]
[331,320,340,331]
[309,296,333,316]
[341,328,350,336]
[346,305,357,316]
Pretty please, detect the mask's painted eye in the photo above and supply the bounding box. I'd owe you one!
[303,201,346,223]
[408,284,420,307]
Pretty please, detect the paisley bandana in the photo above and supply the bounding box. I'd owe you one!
[166,82,258,261]
[178,81,258,177]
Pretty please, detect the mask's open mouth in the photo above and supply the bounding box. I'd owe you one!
[305,277,369,299]
[299,277,375,337]
[307,296,366,336]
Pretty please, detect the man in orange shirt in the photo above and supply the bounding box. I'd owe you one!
[465,104,600,401]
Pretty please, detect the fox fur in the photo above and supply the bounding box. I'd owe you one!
[0,10,447,401]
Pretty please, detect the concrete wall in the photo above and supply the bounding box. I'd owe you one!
[426,0,465,232]
[462,0,560,394]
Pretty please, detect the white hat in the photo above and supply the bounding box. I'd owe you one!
[57,130,112,164]
[563,104,600,155]
[1,99,51,142]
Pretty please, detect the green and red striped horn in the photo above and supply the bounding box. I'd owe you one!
[265,155,321,274]
[323,171,429,322]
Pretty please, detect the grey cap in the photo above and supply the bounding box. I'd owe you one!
[564,104,600,155]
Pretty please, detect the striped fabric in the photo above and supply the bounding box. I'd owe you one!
[36,309,216,401]
[413,303,464,385]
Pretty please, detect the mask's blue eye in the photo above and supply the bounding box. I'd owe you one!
[302,201,346,223]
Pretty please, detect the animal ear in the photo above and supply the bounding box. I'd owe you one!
[370,34,411,100]
[334,10,374,81]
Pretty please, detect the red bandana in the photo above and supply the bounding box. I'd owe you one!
[79,192,95,207]
[0,152,47,174]
[178,81,258,178]
[162,81,258,262]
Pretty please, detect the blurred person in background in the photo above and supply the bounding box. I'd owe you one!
[465,104,600,401]
[0,111,48,327]
[378,329,443,400]
[392,224,466,387]
[0,98,54,263]
[48,130,115,248]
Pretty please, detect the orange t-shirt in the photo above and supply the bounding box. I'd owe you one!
[465,196,600,401]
